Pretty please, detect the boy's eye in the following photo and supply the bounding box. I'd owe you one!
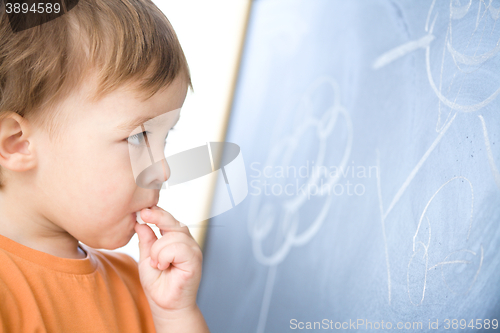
[127,131,169,148]
[127,131,150,147]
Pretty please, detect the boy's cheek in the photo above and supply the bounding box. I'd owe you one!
[88,169,131,200]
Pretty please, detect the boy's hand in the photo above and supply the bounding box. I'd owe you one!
[134,205,203,315]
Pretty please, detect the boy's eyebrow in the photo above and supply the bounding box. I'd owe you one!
[118,112,181,132]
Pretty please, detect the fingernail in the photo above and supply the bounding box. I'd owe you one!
[142,209,151,218]
[157,263,162,270]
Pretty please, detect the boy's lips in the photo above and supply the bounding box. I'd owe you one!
[134,211,144,224]
[135,200,159,212]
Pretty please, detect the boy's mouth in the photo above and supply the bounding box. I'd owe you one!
[134,204,157,224]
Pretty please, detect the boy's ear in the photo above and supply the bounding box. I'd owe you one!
[0,112,37,172]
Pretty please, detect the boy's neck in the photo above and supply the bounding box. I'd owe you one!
[0,227,87,259]
[0,191,87,260]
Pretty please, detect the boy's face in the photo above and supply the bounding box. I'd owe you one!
[32,75,187,249]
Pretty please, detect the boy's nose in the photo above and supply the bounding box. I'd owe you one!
[131,129,172,189]
[135,157,171,190]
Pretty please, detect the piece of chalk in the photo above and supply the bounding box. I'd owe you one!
[136,211,146,224]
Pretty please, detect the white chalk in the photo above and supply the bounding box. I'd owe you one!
[136,211,146,224]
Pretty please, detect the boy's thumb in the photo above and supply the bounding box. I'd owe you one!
[134,223,157,262]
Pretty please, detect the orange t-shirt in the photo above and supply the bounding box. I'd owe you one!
[0,234,156,333]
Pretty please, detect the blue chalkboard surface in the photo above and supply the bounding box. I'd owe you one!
[197,1,500,332]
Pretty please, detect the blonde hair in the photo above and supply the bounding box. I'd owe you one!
[0,0,191,188]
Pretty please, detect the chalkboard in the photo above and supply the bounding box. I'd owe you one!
[197,1,500,332]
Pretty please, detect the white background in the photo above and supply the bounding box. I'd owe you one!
[113,0,250,261]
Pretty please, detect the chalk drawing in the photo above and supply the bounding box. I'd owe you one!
[372,0,497,305]
[248,76,352,266]
[248,76,352,333]
[373,0,500,115]
[407,176,480,306]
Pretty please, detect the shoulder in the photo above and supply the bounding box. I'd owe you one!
[0,264,37,333]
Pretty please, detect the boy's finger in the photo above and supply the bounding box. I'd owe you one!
[156,242,200,271]
[149,231,199,267]
[140,206,189,234]
[134,222,158,262]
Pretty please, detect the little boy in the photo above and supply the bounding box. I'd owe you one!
[0,0,210,332]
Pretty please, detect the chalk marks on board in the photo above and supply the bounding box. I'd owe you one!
[375,111,458,305]
[437,246,483,295]
[373,0,499,306]
[407,176,483,306]
[373,0,500,116]
[479,115,500,190]
[247,76,352,333]
[247,76,352,266]
[426,0,500,116]
[372,34,435,70]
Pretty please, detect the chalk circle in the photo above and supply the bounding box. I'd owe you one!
[425,0,500,114]
[247,77,352,266]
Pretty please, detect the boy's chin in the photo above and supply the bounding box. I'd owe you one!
[82,231,135,250]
